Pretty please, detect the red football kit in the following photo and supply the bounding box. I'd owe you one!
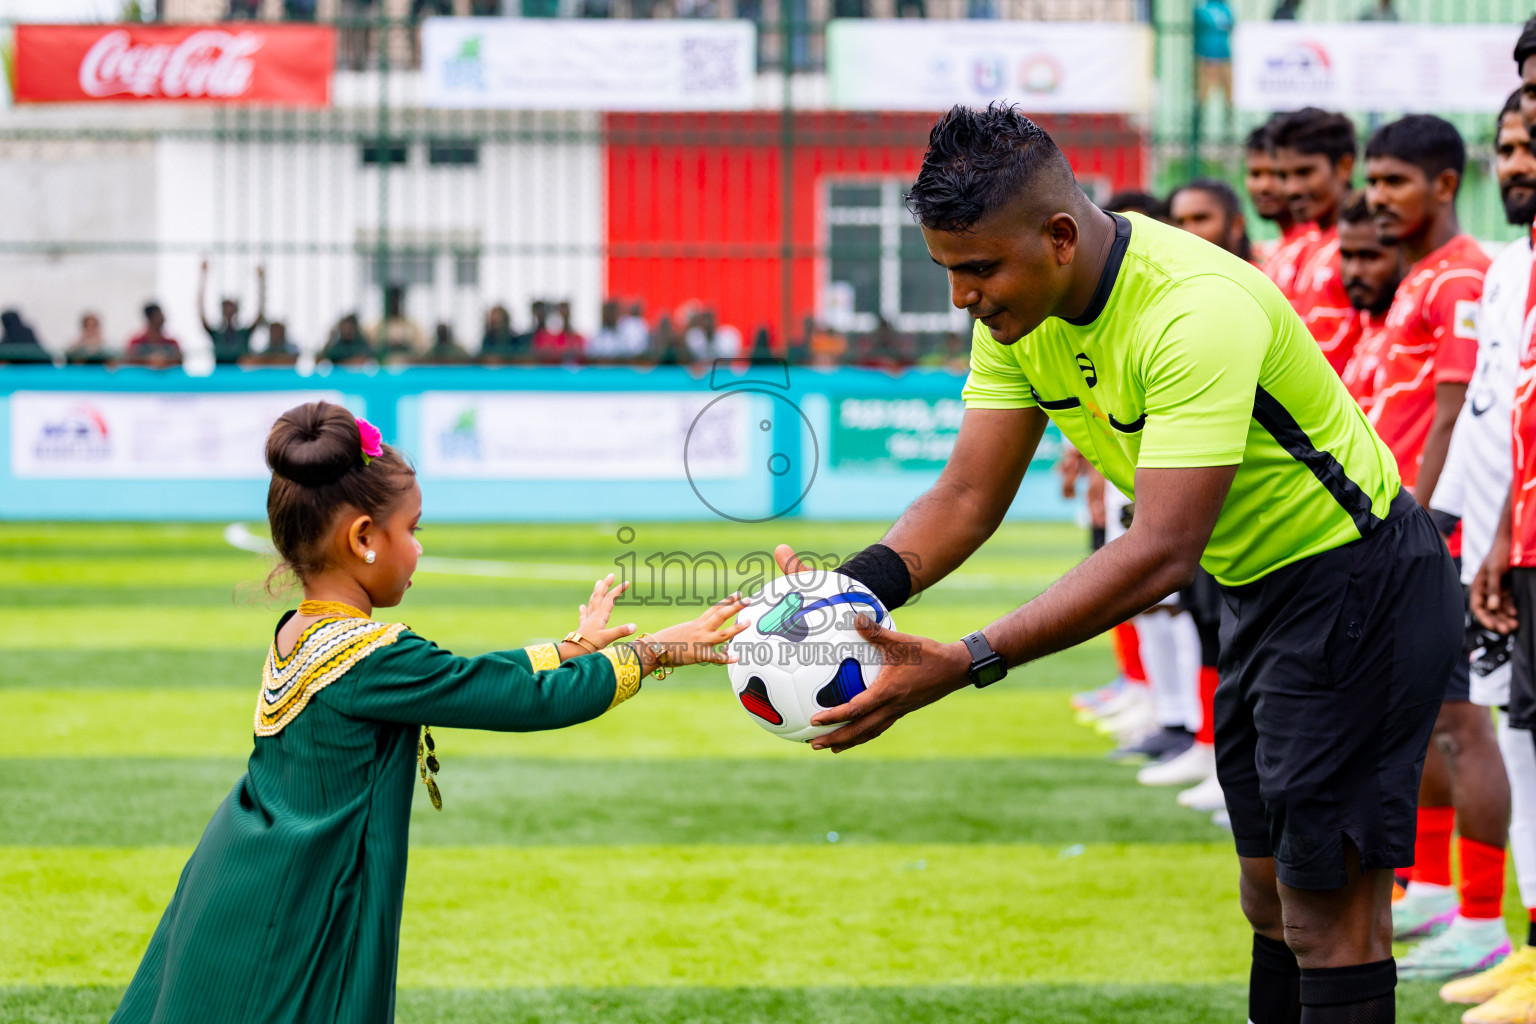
[1510,229,1536,568]
[1262,222,1321,301]
[1366,233,1485,491]
[1339,309,1390,413]
[1291,226,1356,374]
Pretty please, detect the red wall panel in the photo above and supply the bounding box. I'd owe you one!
[605,111,1146,347]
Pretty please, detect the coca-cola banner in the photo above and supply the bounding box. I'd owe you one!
[12,24,335,105]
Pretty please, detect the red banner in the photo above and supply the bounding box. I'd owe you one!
[13,24,335,106]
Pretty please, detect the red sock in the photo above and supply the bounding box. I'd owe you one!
[1195,665,1219,746]
[1459,837,1507,920]
[1411,806,1455,887]
[1114,622,1146,684]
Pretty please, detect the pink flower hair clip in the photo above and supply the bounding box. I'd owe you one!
[357,417,384,465]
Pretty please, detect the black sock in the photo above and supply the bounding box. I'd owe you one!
[1527,918,1536,948]
[1250,934,1301,1024]
[1299,959,1395,1024]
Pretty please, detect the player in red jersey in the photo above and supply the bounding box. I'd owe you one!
[1366,113,1507,981]
[1274,108,1359,373]
[1247,120,1317,297]
[1337,193,1406,413]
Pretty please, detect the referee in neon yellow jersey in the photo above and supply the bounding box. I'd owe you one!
[780,104,1460,1023]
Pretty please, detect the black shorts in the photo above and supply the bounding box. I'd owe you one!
[1509,569,1536,729]
[1213,490,1461,890]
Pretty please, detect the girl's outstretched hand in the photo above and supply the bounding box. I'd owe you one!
[576,574,637,650]
[648,594,750,668]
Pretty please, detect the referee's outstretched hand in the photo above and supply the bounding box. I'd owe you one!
[806,614,972,753]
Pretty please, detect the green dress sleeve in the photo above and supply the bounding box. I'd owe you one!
[325,633,643,732]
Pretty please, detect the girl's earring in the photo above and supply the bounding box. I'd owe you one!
[365,550,376,564]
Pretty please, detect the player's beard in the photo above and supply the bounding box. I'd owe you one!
[1502,176,1536,226]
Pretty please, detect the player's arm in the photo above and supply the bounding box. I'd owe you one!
[1415,381,1467,509]
[1472,487,1518,634]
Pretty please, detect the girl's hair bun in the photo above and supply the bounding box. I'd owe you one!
[266,401,359,487]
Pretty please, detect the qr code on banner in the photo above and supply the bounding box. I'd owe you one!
[681,37,741,95]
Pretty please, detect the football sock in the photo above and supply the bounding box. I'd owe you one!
[1249,933,1301,1024]
[1195,665,1218,746]
[1411,806,1455,887]
[1298,959,1395,1024]
[1459,836,1508,919]
[1113,621,1146,685]
[1527,909,1536,947]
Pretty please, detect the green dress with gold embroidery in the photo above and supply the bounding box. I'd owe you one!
[111,612,642,1024]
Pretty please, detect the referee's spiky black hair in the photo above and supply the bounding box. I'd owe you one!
[1515,15,1536,69]
[1366,114,1466,195]
[906,103,1081,234]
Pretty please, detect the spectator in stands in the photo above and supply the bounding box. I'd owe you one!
[260,322,300,366]
[319,313,375,366]
[284,0,318,20]
[0,310,50,365]
[918,330,969,372]
[125,304,182,369]
[341,0,379,72]
[808,320,847,367]
[684,308,716,361]
[1194,0,1235,114]
[410,0,452,66]
[1272,0,1301,18]
[423,323,472,364]
[533,300,585,363]
[588,299,648,363]
[1103,190,1167,221]
[371,285,427,363]
[64,313,110,366]
[1358,0,1397,20]
[479,304,527,363]
[652,314,693,365]
[618,301,650,358]
[199,260,266,366]
[1169,178,1253,262]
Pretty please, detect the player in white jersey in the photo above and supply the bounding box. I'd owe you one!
[1431,91,1536,1012]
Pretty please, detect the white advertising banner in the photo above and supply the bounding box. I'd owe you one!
[10,390,345,479]
[418,391,749,480]
[826,20,1153,113]
[1234,22,1521,113]
[421,17,755,111]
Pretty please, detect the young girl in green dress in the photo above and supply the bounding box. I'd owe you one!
[112,400,746,1024]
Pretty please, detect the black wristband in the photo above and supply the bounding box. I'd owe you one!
[836,543,913,611]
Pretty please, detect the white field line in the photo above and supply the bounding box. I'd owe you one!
[223,522,1019,588]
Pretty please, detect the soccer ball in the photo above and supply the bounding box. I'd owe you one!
[727,570,895,742]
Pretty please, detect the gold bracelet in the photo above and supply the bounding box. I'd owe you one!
[634,633,672,680]
[563,630,599,654]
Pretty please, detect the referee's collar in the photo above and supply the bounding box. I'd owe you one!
[1062,212,1132,328]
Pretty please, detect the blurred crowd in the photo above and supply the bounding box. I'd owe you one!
[0,274,970,373]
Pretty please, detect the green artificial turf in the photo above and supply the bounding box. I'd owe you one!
[1,756,1227,848]
[3,520,1504,1024]
[0,843,1251,987]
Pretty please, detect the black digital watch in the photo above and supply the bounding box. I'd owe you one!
[962,631,1007,688]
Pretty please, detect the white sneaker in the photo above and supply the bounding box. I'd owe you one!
[1178,773,1227,811]
[1097,695,1157,741]
[1137,742,1215,787]
[1081,682,1150,724]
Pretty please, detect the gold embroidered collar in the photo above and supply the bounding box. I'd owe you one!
[256,615,407,736]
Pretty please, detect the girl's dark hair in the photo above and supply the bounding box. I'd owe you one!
[265,401,414,584]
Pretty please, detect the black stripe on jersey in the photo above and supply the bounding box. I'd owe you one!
[1109,413,1145,433]
[1252,385,1382,539]
[1030,387,1081,411]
